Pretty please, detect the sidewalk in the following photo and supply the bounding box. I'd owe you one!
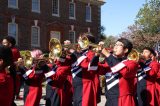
[15,88,106,106]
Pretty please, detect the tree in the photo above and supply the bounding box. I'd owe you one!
[103,35,117,47]
[98,26,118,47]
[99,26,106,40]
[136,0,160,34]
[120,24,160,51]
[119,0,160,51]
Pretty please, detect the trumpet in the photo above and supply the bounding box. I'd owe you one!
[78,35,99,49]
[49,38,62,58]
[49,38,80,58]
[79,35,140,62]
[23,50,48,69]
[127,49,140,62]
[23,50,33,69]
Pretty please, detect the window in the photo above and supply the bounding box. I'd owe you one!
[86,5,91,22]
[52,0,59,16]
[50,31,60,40]
[32,0,40,13]
[69,31,75,43]
[69,2,75,19]
[31,26,40,47]
[8,0,18,8]
[8,23,18,43]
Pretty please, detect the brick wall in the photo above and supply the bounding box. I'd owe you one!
[0,0,102,51]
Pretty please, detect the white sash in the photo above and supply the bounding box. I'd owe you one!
[88,63,98,71]
[72,55,87,67]
[111,60,127,73]
[45,71,55,78]
[23,69,33,78]
[72,68,82,78]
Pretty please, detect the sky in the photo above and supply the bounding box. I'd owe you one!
[101,0,146,36]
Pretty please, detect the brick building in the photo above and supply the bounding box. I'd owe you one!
[0,0,104,51]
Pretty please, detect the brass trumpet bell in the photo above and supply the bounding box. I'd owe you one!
[24,50,33,69]
[49,38,62,58]
[79,36,98,49]
[127,49,139,62]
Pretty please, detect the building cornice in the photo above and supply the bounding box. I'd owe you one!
[78,0,105,6]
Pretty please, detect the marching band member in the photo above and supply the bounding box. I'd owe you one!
[156,66,160,105]
[0,45,14,106]
[46,35,109,106]
[98,41,106,95]
[45,63,57,106]
[137,47,159,106]
[68,34,110,106]
[2,36,22,104]
[64,40,71,45]
[46,57,73,106]
[45,41,73,106]
[153,51,160,105]
[102,38,138,106]
[23,49,49,106]
[2,36,21,62]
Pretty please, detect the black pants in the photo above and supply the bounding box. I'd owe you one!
[45,84,60,106]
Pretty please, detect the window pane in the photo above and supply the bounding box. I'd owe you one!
[31,27,39,46]
[86,6,91,21]
[69,3,75,18]
[53,0,58,14]
[8,23,17,39]
[50,31,60,40]
[69,31,75,43]
[32,0,40,12]
[8,0,17,7]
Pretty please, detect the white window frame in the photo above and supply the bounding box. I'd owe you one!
[69,30,75,43]
[86,4,92,22]
[52,0,60,17]
[8,0,18,9]
[8,22,18,44]
[31,26,40,47]
[32,0,40,13]
[69,1,76,20]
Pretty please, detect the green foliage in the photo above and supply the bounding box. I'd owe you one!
[103,35,117,47]
[136,0,160,34]
[120,24,160,51]
[120,0,160,51]
[99,26,106,40]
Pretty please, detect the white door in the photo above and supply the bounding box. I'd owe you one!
[50,31,61,40]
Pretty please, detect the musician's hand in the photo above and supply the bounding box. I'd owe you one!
[96,45,103,53]
[17,58,24,67]
[97,45,102,51]
[95,52,100,56]
[102,48,110,57]
[69,49,75,54]
[63,47,68,51]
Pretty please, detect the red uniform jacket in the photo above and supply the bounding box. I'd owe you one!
[105,59,138,106]
[0,69,14,106]
[11,47,21,62]
[23,66,48,106]
[71,50,109,106]
[155,63,160,105]
[45,58,73,106]
[46,50,109,106]
[11,47,21,95]
[137,60,159,106]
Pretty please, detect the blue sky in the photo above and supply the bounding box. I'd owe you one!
[101,0,146,36]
